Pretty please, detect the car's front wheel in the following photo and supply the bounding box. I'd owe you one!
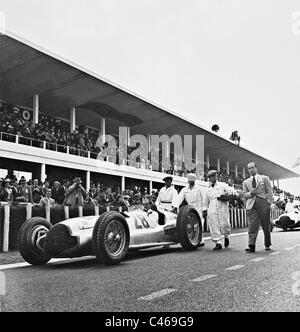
[18,217,52,266]
[92,211,130,265]
[176,206,202,250]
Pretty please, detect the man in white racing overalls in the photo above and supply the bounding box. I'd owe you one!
[174,173,208,247]
[155,176,178,212]
[206,170,237,250]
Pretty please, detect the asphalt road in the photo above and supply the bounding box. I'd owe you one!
[0,228,300,312]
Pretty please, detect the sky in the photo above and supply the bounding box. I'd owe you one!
[0,0,300,194]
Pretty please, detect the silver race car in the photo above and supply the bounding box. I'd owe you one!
[273,208,300,231]
[18,206,202,266]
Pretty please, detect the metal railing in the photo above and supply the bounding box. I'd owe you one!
[0,130,203,178]
[0,130,245,182]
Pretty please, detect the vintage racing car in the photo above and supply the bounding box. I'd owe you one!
[273,208,300,231]
[18,206,203,266]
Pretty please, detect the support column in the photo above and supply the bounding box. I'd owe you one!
[226,161,230,175]
[277,180,280,188]
[41,163,46,183]
[147,134,151,170]
[127,127,131,146]
[3,203,10,252]
[33,94,39,125]
[217,158,220,172]
[235,164,238,178]
[101,118,106,143]
[70,107,76,133]
[149,181,153,194]
[243,167,246,179]
[121,176,126,193]
[86,171,90,192]
[206,155,210,171]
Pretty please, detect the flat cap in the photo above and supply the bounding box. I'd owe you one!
[187,173,197,181]
[163,176,173,182]
[207,170,218,178]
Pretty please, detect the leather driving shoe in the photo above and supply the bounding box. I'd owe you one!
[265,246,271,251]
[213,243,222,250]
[245,246,255,253]
[224,237,230,248]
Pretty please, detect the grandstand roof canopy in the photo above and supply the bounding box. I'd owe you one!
[0,32,298,181]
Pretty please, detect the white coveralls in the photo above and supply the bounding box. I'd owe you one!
[175,185,208,244]
[156,186,178,212]
[206,181,235,243]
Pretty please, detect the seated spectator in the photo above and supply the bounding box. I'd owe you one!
[32,181,44,204]
[42,180,51,196]
[132,192,142,205]
[52,181,66,205]
[100,187,115,205]
[84,193,97,207]
[62,179,70,196]
[119,194,131,208]
[39,189,56,207]
[1,178,15,203]
[16,176,33,203]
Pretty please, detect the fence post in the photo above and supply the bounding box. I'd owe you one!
[26,203,32,220]
[106,206,110,212]
[244,209,248,227]
[45,206,51,222]
[64,206,69,220]
[234,209,238,228]
[94,206,99,216]
[3,203,10,252]
[78,206,83,217]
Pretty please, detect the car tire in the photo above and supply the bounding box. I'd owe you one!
[176,205,202,251]
[92,211,130,266]
[18,217,52,266]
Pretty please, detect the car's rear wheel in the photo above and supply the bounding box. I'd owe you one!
[176,206,202,250]
[92,211,130,265]
[18,217,52,266]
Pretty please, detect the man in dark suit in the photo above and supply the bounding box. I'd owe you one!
[243,162,273,253]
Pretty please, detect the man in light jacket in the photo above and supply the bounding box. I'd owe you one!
[243,162,273,253]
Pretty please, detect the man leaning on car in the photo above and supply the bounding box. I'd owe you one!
[174,173,207,247]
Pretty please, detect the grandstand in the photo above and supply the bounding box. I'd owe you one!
[0,31,299,192]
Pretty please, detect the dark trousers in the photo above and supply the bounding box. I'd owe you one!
[247,197,271,247]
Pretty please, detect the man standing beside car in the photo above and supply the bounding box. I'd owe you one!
[155,176,178,212]
[174,173,207,247]
[243,162,273,253]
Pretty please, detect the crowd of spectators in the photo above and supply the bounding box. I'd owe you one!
[0,102,248,184]
[0,175,158,209]
[0,103,102,157]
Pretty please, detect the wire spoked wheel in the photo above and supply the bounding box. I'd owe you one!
[185,212,201,246]
[104,220,127,257]
[92,211,130,265]
[177,206,202,250]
